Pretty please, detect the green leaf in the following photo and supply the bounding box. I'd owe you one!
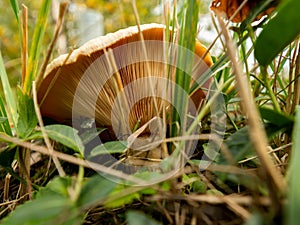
[36,176,73,198]
[1,176,85,225]
[1,194,76,225]
[0,50,18,129]
[286,106,300,225]
[0,147,15,168]
[126,210,162,225]
[23,0,52,94]
[80,128,105,145]
[45,125,84,156]
[0,147,18,181]
[77,175,117,208]
[259,107,294,127]
[16,90,37,138]
[89,141,127,157]
[218,122,292,165]
[9,0,20,24]
[105,186,140,208]
[254,0,300,66]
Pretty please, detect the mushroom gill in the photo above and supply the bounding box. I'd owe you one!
[37,23,213,164]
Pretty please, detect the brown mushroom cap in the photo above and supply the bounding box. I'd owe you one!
[37,23,213,136]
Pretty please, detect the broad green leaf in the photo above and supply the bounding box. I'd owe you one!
[286,106,300,225]
[80,128,105,145]
[0,50,18,129]
[259,107,294,127]
[89,141,127,157]
[45,125,84,156]
[105,185,140,208]
[77,175,117,208]
[0,147,18,181]
[1,194,76,225]
[126,210,162,225]
[23,0,52,94]
[16,90,37,138]
[36,176,73,198]
[1,176,84,225]
[0,147,15,168]
[217,122,293,165]
[254,0,300,66]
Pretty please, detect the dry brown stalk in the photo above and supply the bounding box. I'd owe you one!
[216,13,287,197]
[32,81,66,177]
[0,133,149,186]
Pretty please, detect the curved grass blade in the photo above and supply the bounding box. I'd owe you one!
[9,0,20,25]
[286,106,300,225]
[0,51,18,129]
[172,0,199,136]
[0,96,12,136]
[22,0,52,95]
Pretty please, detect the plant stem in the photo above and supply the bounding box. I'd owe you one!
[261,66,281,112]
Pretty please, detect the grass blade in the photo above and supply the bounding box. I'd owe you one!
[0,50,18,130]
[9,0,20,24]
[171,0,199,136]
[22,0,52,95]
[0,96,12,135]
[286,106,300,225]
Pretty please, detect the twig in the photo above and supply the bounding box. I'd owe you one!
[32,81,66,177]
[0,133,149,185]
[222,195,251,220]
[147,193,273,206]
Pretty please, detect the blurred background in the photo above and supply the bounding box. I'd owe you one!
[0,0,216,86]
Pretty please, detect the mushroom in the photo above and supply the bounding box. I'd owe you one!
[37,23,213,165]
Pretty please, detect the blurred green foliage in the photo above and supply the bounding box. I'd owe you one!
[0,0,161,87]
[0,0,54,86]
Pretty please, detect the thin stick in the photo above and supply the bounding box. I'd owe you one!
[32,81,66,177]
[223,196,251,220]
[148,193,272,206]
[21,4,28,84]
[19,5,31,200]
[0,134,148,185]
[239,143,292,164]
[216,14,286,196]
